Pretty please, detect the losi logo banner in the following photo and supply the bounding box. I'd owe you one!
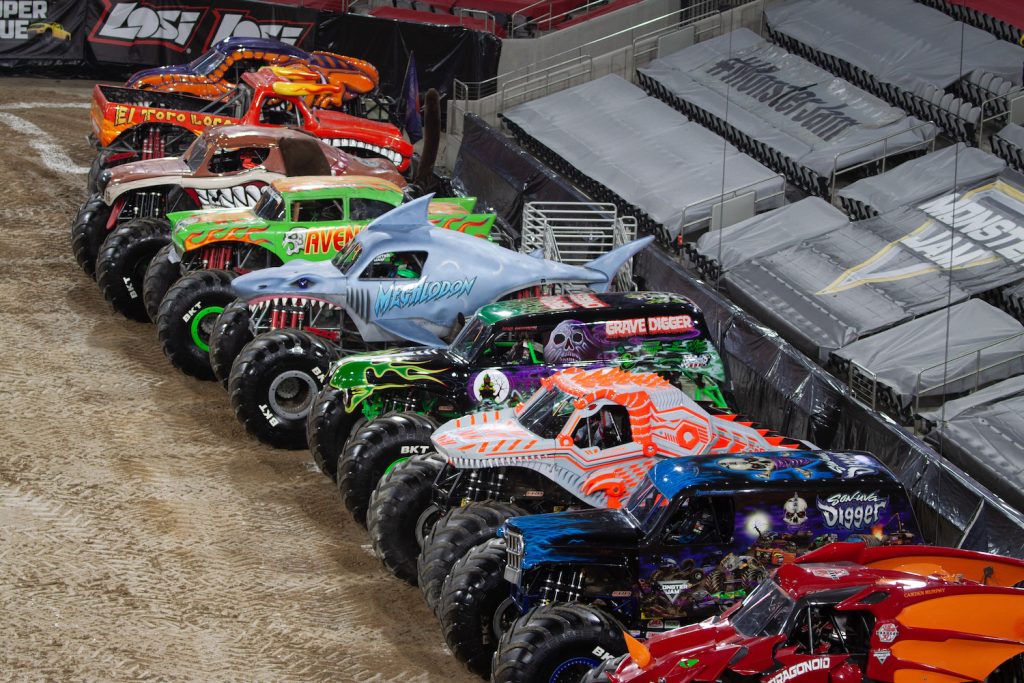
[92,1,206,49]
[207,9,311,48]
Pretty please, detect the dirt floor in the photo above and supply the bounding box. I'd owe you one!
[0,78,477,682]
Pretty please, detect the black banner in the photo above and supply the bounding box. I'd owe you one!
[86,0,320,66]
[0,0,86,64]
[315,12,501,102]
[0,0,502,112]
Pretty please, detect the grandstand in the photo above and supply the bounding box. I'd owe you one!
[439,0,1024,534]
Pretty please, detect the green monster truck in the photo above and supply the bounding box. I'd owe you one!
[304,291,731,526]
[148,175,494,380]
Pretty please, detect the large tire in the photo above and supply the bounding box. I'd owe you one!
[337,412,437,526]
[439,537,520,677]
[70,195,112,278]
[156,269,238,380]
[229,330,339,449]
[366,451,447,583]
[95,217,171,322]
[208,299,253,389]
[306,385,363,480]
[418,500,526,617]
[142,243,182,322]
[491,604,628,683]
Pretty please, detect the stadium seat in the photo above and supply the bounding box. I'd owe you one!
[369,6,506,34]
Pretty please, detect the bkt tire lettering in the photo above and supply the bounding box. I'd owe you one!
[399,445,432,455]
[97,2,202,47]
[182,301,202,323]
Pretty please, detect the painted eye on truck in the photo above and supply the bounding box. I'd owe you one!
[292,277,312,289]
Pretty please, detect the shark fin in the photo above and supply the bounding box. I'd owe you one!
[375,318,448,348]
[366,193,436,233]
[528,248,544,259]
[585,236,655,293]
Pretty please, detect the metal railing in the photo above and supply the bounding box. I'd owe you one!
[978,91,1024,148]
[449,0,730,133]
[844,329,1024,424]
[521,201,638,290]
[455,7,499,32]
[829,120,938,204]
[677,172,786,240]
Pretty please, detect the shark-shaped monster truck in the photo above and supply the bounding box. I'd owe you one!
[226,194,655,449]
[152,177,492,381]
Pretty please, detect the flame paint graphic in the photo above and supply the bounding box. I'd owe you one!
[341,361,448,412]
[184,225,270,251]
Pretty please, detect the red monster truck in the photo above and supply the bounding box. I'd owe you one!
[547,544,1024,683]
[88,67,413,193]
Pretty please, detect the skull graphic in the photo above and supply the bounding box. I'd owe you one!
[783,494,808,526]
[544,319,597,364]
[716,456,775,478]
[282,229,306,256]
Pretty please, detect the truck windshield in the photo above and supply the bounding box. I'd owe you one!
[184,136,210,173]
[448,316,489,363]
[331,240,362,274]
[190,49,227,75]
[730,580,795,637]
[517,388,577,439]
[254,188,285,221]
[625,481,669,531]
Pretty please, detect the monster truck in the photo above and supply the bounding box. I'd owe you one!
[225,196,656,449]
[478,451,921,682]
[150,176,493,380]
[87,67,413,193]
[363,368,807,663]
[575,543,1024,683]
[313,289,731,492]
[125,36,380,108]
[83,125,404,314]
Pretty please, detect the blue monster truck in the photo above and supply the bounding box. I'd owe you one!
[223,195,655,449]
[445,451,920,680]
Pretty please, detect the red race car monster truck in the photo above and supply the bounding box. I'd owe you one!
[87,68,413,193]
[575,543,1024,683]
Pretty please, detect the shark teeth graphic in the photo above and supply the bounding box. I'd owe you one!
[248,297,341,312]
[195,185,261,209]
[327,138,404,165]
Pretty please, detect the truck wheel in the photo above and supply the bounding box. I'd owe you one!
[439,537,517,676]
[229,330,338,449]
[306,386,363,480]
[157,269,238,380]
[491,604,627,683]
[95,217,170,322]
[142,243,181,322]
[366,451,447,584]
[208,299,252,389]
[418,500,526,616]
[70,195,112,278]
[337,411,437,526]
[579,655,627,683]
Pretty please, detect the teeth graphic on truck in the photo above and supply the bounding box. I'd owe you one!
[248,297,341,312]
[196,186,261,209]
[327,138,403,165]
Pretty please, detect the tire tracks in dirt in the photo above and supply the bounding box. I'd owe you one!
[0,80,474,682]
